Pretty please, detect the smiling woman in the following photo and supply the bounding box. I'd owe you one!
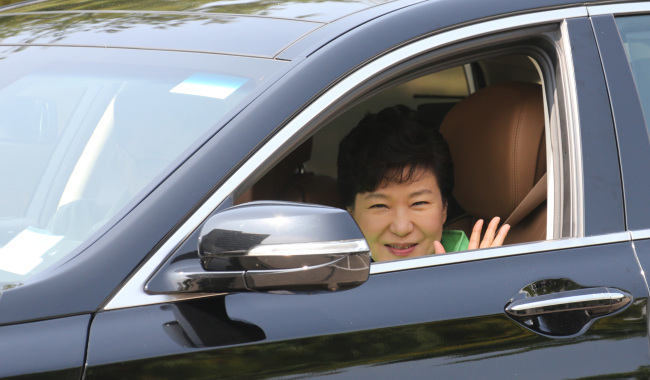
[336,105,509,262]
[351,169,451,261]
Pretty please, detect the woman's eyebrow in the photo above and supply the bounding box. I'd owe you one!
[409,189,434,198]
[363,193,388,200]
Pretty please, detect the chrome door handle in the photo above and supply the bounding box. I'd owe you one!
[505,287,631,317]
[504,283,633,337]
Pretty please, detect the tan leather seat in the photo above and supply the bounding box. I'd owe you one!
[439,82,546,245]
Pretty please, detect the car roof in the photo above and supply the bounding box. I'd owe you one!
[0,0,422,58]
[1,0,403,22]
[0,0,627,59]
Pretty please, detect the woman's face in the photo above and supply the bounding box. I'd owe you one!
[351,169,447,262]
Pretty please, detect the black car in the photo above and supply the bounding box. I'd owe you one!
[1,0,650,378]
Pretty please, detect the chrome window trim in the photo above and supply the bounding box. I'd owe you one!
[529,56,555,240]
[559,19,585,238]
[631,229,650,240]
[589,2,650,16]
[370,232,630,274]
[105,6,588,311]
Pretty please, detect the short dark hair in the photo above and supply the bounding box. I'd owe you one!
[337,105,454,209]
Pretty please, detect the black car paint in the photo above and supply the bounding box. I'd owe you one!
[592,14,650,232]
[566,17,625,236]
[85,243,648,378]
[0,315,89,379]
[0,0,648,378]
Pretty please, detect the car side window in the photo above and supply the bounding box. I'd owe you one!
[616,14,650,132]
[237,52,549,259]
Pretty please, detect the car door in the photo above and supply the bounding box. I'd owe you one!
[590,1,650,364]
[0,315,89,379]
[84,5,650,379]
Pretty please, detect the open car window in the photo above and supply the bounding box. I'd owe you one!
[105,13,591,310]
[238,52,550,262]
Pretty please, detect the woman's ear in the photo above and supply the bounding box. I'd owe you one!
[442,200,448,224]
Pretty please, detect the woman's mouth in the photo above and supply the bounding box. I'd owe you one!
[385,243,417,256]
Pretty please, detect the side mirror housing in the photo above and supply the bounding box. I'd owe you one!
[147,201,370,294]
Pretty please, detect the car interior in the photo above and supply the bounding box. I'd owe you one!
[237,53,548,250]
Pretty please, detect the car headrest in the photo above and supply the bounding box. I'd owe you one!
[439,82,545,219]
[251,138,313,200]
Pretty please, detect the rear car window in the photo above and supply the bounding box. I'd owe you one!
[616,14,650,132]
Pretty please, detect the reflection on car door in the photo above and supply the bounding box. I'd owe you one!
[85,245,648,378]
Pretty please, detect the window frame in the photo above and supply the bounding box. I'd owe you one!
[105,6,623,311]
[589,3,650,235]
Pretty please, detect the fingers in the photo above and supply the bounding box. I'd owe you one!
[434,240,446,254]
[479,217,501,248]
[492,223,510,247]
[467,219,484,250]
[467,217,511,250]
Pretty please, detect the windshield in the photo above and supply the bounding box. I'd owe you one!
[0,45,286,284]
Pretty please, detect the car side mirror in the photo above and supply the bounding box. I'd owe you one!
[147,201,370,294]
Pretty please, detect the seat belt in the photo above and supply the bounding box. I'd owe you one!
[504,173,547,228]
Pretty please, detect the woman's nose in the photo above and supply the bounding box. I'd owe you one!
[389,210,414,236]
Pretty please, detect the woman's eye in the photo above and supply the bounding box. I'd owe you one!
[369,204,388,209]
[412,201,429,207]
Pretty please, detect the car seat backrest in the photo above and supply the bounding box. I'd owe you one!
[250,139,313,202]
[439,82,546,244]
[283,173,342,208]
[247,138,341,208]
